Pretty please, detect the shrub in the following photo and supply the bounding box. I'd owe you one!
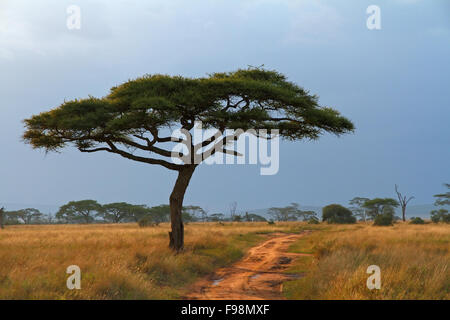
[410,217,426,224]
[322,204,356,224]
[267,220,275,225]
[373,212,394,226]
[430,209,450,223]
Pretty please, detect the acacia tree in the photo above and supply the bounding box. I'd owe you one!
[23,68,354,251]
[349,197,369,222]
[268,203,313,221]
[56,200,102,224]
[100,202,141,223]
[9,208,43,224]
[395,184,414,222]
[433,183,450,206]
[363,198,399,220]
[182,205,206,222]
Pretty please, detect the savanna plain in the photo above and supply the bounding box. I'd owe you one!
[0,222,448,300]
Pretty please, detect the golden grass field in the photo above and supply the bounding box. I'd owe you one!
[0,222,448,299]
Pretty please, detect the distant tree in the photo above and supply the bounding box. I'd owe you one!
[56,200,102,224]
[209,213,224,222]
[42,213,55,224]
[182,205,206,222]
[229,202,238,220]
[363,198,399,220]
[300,210,318,221]
[349,197,369,222]
[232,215,242,222]
[322,204,356,224]
[430,208,450,223]
[127,205,152,222]
[433,183,450,207]
[23,68,354,251]
[8,208,43,224]
[246,213,267,222]
[395,185,414,222]
[100,202,139,223]
[268,203,312,221]
[148,205,171,224]
[0,207,4,229]
[409,217,425,225]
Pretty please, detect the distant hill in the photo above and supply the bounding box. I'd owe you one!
[246,204,448,220]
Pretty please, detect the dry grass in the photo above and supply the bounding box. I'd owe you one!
[283,223,450,300]
[1,222,448,299]
[0,222,299,299]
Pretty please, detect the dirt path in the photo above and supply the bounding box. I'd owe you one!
[186,231,312,300]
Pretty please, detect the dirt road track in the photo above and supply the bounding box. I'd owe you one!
[186,231,312,300]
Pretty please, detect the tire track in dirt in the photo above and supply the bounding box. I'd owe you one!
[186,231,312,300]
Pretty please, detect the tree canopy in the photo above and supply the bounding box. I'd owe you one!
[363,198,399,220]
[7,208,43,224]
[433,183,450,207]
[268,203,316,221]
[56,200,102,224]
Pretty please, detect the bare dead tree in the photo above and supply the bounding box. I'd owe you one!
[395,184,414,222]
[229,201,238,220]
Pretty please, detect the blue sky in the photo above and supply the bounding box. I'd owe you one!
[0,0,449,214]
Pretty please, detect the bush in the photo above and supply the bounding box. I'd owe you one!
[138,217,158,228]
[373,212,394,226]
[322,204,356,224]
[430,209,449,223]
[267,220,275,225]
[409,217,426,224]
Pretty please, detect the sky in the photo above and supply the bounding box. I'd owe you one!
[0,0,449,214]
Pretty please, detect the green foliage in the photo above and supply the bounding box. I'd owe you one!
[349,197,369,221]
[363,198,399,220]
[148,205,171,223]
[409,217,426,225]
[267,220,275,225]
[430,209,450,223]
[244,213,267,222]
[182,205,205,222]
[268,203,314,221]
[232,215,242,222]
[433,183,450,207]
[373,211,395,226]
[100,202,147,223]
[5,208,43,224]
[56,200,102,224]
[322,204,356,224]
[23,68,354,170]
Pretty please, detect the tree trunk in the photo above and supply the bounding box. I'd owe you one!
[0,208,4,229]
[402,206,406,222]
[169,165,196,252]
